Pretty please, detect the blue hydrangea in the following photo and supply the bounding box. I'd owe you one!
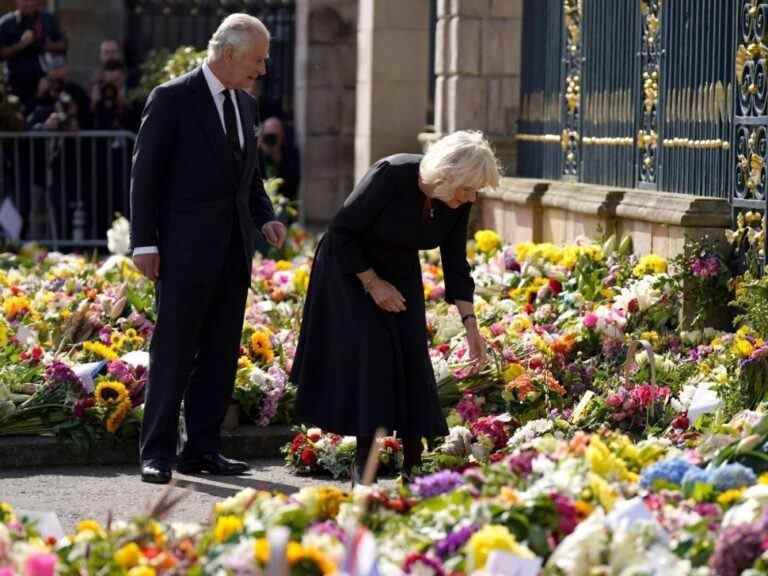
[709,464,757,492]
[639,457,695,489]
[681,466,711,488]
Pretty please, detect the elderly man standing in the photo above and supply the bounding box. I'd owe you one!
[130,14,286,484]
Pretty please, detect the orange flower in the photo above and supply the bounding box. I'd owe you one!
[509,374,534,399]
[551,335,575,357]
[545,372,567,396]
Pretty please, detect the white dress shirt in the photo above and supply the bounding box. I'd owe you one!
[133,61,245,257]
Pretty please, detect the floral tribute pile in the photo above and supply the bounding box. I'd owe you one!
[3,419,768,574]
[3,211,768,573]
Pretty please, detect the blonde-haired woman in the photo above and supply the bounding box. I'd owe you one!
[290,130,500,481]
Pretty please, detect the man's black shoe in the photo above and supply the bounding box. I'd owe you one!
[141,459,172,484]
[176,452,250,475]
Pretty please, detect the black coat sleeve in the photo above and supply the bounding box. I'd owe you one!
[440,204,475,303]
[129,85,177,248]
[329,159,392,275]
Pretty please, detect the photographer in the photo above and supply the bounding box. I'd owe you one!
[26,61,90,131]
[257,116,301,205]
[0,0,67,112]
[91,59,138,131]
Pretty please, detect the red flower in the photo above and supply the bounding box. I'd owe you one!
[523,303,535,315]
[300,447,316,466]
[672,414,689,430]
[290,433,306,453]
[548,279,563,295]
[628,298,639,313]
[383,437,402,451]
[10,285,22,296]
[489,451,505,463]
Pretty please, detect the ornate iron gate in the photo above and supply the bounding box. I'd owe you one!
[517,0,736,201]
[124,0,295,120]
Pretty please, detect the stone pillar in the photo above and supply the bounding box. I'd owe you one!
[54,0,126,87]
[354,0,431,182]
[428,0,523,174]
[295,0,358,225]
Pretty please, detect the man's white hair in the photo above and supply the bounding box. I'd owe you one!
[208,13,270,60]
[420,131,500,201]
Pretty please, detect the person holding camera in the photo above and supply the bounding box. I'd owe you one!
[0,0,67,111]
[257,116,300,203]
[91,58,139,132]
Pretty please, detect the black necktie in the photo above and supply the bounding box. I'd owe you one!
[222,89,243,168]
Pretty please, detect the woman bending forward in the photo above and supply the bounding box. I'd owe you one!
[290,131,501,480]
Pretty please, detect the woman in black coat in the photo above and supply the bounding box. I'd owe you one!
[290,131,500,480]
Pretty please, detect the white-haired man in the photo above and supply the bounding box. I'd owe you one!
[130,14,287,484]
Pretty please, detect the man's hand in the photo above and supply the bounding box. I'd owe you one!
[20,30,36,47]
[261,221,287,248]
[133,253,160,281]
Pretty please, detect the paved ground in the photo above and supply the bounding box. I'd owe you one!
[1,459,371,532]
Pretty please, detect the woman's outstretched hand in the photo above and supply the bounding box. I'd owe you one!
[465,324,489,375]
[368,277,407,313]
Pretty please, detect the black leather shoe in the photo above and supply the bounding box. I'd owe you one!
[176,452,249,475]
[141,459,172,484]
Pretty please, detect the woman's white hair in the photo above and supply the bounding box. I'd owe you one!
[208,13,270,60]
[420,130,501,201]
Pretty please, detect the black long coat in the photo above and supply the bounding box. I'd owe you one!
[129,67,275,460]
[291,154,474,438]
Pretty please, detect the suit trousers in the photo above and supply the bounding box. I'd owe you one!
[140,217,249,461]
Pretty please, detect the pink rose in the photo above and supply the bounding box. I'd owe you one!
[490,322,505,337]
[24,553,57,576]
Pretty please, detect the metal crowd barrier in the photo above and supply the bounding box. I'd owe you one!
[0,130,137,250]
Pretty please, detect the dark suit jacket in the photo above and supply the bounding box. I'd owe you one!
[129,67,275,281]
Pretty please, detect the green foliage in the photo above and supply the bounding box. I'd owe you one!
[129,46,206,104]
[731,272,768,338]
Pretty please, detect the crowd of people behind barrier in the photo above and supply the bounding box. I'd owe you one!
[0,0,301,245]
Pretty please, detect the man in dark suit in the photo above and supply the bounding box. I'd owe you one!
[130,14,286,484]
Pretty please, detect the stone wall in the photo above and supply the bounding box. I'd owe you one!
[354,0,430,182]
[295,0,358,225]
[427,0,523,174]
[479,179,732,258]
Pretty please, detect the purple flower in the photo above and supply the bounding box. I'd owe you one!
[508,450,537,477]
[403,553,446,576]
[44,361,79,389]
[309,521,347,544]
[691,256,721,279]
[107,360,133,384]
[435,524,479,559]
[503,250,521,272]
[98,325,113,344]
[411,470,465,498]
[710,513,768,576]
[456,393,481,423]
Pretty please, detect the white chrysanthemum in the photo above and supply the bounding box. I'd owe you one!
[107,215,131,256]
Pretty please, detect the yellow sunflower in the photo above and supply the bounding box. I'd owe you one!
[106,399,132,433]
[250,331,275,364]
[286,542,336,575]
[83,341,119,361]
[95,380,129,407]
